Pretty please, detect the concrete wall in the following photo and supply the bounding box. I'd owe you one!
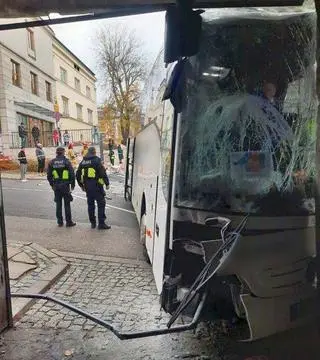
[0,19,54,77]
[53,41,98,129]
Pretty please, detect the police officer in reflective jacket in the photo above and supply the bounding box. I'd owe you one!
[76,147,111,230]
[47,147,76,227]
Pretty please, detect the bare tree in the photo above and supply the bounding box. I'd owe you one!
[95,26,146,144]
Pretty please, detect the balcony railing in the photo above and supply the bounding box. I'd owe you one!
[8,129,99,148]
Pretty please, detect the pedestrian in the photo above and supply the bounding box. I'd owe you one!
[117,144,124,164]
[108,139,114,152]
[52,129,59,147]
[76,146,111,230]
[67,143,77,169]
[17,147,27,182]
[81,143,88,158]
[31,123,40,145]
[58,127,62,145]
[92,126,100,145]
[63,130,70,146]
[35,143,46,176]
[18,122,27,148]
[109,148,115,166]
[47,147,76,227]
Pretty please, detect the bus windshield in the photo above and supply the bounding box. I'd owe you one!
[175,8,317,216]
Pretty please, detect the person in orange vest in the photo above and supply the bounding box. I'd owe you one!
[81,143,88,158]
[67,143,77,169]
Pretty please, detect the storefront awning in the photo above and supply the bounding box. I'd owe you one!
[14,101,55,119]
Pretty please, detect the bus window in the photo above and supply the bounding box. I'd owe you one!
[175,8,316,216]
[161,111,174,200]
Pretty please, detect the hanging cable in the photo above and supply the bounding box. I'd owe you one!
[167,215,248,328]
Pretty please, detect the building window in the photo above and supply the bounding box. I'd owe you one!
[74,64,80,72]
[60,67,67,83]
[76,103,83,120]
[11,60,21,87]
[30,72,38,95]
[62,96,69,116]
[45,81,52,102]
[86,86,91,99]
[75,77,80,92]
[87,109,93,124]
[27,28,35,51]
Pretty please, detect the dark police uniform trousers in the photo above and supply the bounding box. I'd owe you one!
[85,181,106,225]
[55,183,73,225]
[48,156,75,226]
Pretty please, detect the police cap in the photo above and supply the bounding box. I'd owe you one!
[87,147,96,155]
[56,147,65,155]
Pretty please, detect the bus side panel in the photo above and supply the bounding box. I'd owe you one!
[152,175,168,293]
[153,105,175,294]
[132,123,161,263]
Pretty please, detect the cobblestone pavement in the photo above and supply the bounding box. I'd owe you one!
[8,242,68,319]
[16,257,161,333]
[9,243,49,293]
[13,254,219,359]
[6,252,320,360]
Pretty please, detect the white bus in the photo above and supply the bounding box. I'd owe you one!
[125,7,318,341]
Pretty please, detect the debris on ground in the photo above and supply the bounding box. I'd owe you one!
[64,349,74,357]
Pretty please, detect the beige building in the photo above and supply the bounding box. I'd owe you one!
[53,37,98,143]
[0,18,56,149]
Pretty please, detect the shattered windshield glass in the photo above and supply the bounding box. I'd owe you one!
[175,8,317,216]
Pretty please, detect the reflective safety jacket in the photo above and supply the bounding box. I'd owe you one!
[76,155,109,190]
[47,155,75,188]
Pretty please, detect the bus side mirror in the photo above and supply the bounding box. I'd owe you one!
[164,7,203,64]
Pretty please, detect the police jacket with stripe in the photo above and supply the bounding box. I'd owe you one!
[76,155,109,191]
[47,155,75,189]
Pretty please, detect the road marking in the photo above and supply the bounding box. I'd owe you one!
[3,187,135,214]
[72,194,135,214]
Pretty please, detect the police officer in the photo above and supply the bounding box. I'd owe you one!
[76,146,111,230]
[47,147,76,227]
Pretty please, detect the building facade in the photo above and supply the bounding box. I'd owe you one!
[53,37,98,144]
[0,19,56,149]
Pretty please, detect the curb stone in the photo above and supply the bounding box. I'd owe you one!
[11,243,69,321]
[1,172,45,181]
[50,248,150,267]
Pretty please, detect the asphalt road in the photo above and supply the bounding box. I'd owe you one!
[2,175,143,259]
[2,174,135,226]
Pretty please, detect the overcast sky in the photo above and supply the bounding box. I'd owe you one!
[51,12,165,104]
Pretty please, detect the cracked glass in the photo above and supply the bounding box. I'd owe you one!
[175,8,317,216]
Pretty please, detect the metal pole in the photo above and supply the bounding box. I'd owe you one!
[11,292,206,340]
[99,133,104,164]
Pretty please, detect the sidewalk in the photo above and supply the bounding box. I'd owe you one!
[1,165,125,180]
[8,242,69,320]
[1,171,45,180]
[4,243,219,360]
[2,243,320,359]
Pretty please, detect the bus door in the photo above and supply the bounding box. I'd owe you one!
[152,108,175,293]
[124,137,135,201]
